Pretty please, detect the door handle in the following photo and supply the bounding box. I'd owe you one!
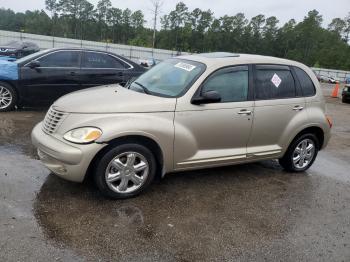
[101,72,123,76]
[293,105,304,111]
[238,109,252,115]
[70,71,76,76]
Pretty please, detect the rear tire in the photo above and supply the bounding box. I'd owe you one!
[342,96,349,103]
[0,82,17,112]
[279,133,319,172]
[94,143,157,199]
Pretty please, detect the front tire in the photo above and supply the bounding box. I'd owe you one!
[342,96,349,103]
[0,82,17,112]
[279,133,319,172]
[94,143,157,199]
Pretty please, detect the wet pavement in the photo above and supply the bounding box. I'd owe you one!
[1,84,350,261]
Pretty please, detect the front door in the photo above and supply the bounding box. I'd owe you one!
[174,65,254,170]
[20,50,81,104]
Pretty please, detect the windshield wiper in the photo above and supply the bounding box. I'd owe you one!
[134,81,150,94]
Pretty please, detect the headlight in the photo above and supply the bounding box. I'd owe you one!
[63,127,102,144]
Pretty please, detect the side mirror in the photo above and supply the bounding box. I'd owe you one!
[28,60,40,69]
[191,90,221,105]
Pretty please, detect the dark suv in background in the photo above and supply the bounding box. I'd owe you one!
[342,85,350,103]
[0,48,146,111]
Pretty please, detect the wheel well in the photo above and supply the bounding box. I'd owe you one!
[85,135,164,181]
[293,126,325,150]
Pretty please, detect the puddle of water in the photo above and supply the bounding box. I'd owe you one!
[0,145,83,261]
[309,151,350,183]
[31,161,322,261]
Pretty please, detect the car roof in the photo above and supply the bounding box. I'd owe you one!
[48,47,121,55]
[44,47,140,66]
[178,52,306,69]
[15,47,141,68]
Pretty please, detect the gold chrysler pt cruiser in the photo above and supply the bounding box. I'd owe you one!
[32,52,332,199]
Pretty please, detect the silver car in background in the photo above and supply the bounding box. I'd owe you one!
[32,52,332,199]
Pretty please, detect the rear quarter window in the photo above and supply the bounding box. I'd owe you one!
[294,67,316,96]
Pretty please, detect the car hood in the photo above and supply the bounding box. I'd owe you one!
[0,45,18,50]
[53,85,177,113]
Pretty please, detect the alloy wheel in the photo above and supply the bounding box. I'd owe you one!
[0,86,12,109]
[105,152,149,194]
[292,138,315,169]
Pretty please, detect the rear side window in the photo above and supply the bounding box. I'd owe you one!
[255,65,296,100]
[202,66,248,102]
[38,51,80,68]
[82,52,126,69]
[294,67,316,96]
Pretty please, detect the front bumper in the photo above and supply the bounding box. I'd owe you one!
[31,122,106,182]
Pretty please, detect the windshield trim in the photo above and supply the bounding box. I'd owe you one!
[175,58,207,98]
[131,58,207,98]
[15,49,50,65]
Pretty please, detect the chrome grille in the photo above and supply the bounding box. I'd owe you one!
[42,107,67,134]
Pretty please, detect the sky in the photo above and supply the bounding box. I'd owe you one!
[0,0,349,29]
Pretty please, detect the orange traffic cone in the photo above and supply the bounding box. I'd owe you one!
[331,83,340,98]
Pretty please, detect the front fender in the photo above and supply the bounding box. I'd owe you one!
[57,112,175,172]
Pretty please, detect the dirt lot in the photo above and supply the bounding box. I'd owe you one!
[0,83,350,262]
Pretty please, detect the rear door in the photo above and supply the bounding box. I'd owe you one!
[20,50,81,103]
[247,64,307,159]
[80,51,129,88]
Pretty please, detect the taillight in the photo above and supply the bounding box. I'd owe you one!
[326,116,333,128]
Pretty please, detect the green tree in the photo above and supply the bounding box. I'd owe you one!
[293,10,323,65]
[58,0,85,37]
[107,7,122,43]
[275,19,296,58]
[262,16,279,55]
[45,0,59,36]
[244,14,265,53]
[77,0,95,40]
[328,18,346,37]
[121,8,132,44]
[168,2,189,51]
[96,0,112,40]
[24,10,51,35]
[344,13,350,42]
[188,8,213,52]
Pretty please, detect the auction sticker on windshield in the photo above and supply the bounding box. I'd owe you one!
[175,62,196,72]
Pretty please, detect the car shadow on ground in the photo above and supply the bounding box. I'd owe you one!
[33,161,314,261]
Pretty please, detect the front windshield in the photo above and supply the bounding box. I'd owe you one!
[129,58,205,97]
[15,49,48,64]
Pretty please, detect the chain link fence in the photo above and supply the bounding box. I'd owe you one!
[312,67,350,83]
[0,30,189,62]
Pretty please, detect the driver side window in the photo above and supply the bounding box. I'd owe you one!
[38,51,80,68]
[202,66,249,102]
